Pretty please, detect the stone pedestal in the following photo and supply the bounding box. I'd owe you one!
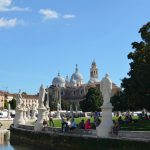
[27,109,30,120]
[14,108,25,127]
[23,109,28,123]
[34,107,46,131]
[56,111,61,119]
[96,103,114,138]
[31,109,37,120]
[7,104,11,119]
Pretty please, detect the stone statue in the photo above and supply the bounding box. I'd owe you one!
[70,104,73,111]
[16,91,23,109]
[57,102,61,111]
[38,84,45,108]
[97,74,113,138]
[100,74,112,104]
[70,104,73,118]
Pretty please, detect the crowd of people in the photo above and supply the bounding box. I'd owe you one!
[42,111,102,132]
[42,110,148,135]
[61,116,94,132]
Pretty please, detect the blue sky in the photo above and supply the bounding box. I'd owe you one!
[0,0,150,94]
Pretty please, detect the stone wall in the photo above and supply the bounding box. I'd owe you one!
[10,125,150,150]
[119,130,150,139]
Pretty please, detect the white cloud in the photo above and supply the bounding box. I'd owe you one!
[0,0,11,9]
[0,17,23,28]
[63,14,76,19]
[39,9,59,20]
[0,0,30,12]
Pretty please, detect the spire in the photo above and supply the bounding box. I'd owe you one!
[66,75,69,81]
[75,64,78,72]
[58,72,60,76]
[92,59,96,67]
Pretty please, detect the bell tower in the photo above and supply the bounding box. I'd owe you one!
[90,60,98,79]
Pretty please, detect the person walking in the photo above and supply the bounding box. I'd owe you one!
[49,111,54,127]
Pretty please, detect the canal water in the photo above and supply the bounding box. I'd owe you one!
[0,130,33,150]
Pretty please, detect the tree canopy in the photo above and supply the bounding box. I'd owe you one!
[80,87,103,112]
[110,91,128,111]
[121,22,150,110]
[9,99,16,109]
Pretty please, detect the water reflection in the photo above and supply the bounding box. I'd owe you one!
[0,130,13,150]
[0,130,39,150]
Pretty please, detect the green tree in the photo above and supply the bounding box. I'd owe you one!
[121,22,150,110]
[22,92,27,95]
[4,100,8,109]
[80,87,103,112]
[9,99,16,109]
[61,99,70,110]
[110,91,128,111]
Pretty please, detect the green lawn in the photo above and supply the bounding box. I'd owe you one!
[120,119,150,131]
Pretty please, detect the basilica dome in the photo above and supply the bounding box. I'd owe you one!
[71,72,83,81]
[70,78,77,87]
[70,64,84,86]
[52,73,65,88]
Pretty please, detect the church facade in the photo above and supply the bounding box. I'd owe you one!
[48,61,120,104]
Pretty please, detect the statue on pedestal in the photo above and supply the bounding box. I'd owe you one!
[97,74,113,138]
[34,85,47,131]
[57,102,61,112]
[13,90,25,127]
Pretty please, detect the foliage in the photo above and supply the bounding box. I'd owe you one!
[121,22,150,110]
[111,91,128,111]
[9,99,16,109]
[80,87,103,112]
[4,100,8,109]
[61,99,70,110]
[48,94,57,110]
[22,92,27,95]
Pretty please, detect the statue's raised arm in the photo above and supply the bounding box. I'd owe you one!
[100,74,112,104]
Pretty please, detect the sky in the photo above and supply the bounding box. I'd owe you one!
[0,0,150,94]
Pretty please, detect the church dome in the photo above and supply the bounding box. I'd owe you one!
[70,64,84,86]
[71,72,83,81]
[52,73,65,88]
[70,78,77,87]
